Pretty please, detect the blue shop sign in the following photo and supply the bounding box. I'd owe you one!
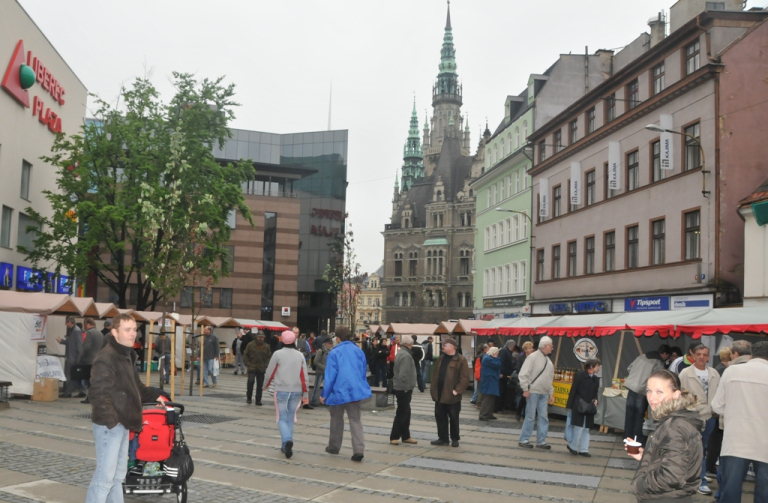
[625,296,669,312]
[0,262,13,288]
[57,275,73,294]
[16,266,43,291]
[573,300,611,314]
[549,303,572,314]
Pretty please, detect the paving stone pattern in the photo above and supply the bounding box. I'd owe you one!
[0,371,748,503]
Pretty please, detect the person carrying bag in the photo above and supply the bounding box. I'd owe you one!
[565,358,601,457]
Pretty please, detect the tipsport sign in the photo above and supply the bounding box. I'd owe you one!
[2,40,66,133]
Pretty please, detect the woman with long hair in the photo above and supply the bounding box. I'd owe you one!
[626,369,703,502]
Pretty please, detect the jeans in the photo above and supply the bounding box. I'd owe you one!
[519,392,549,445]
[247,371,265,403]
[421,360,432,384]
[699,417,716,484]
[374,362,388,387]
[86,423,129,503]
[391,390,413,441]
[434,401,461,441]
[275,391,303,450]
[203,359,217,385]
[568,416,590,453]
[624,389,648,445]
[310,373,324,406]
[471,382,479,402]
[163,353,171,383]
[234,354,245,374]
[717,456,768,503]
[415,366,426,392]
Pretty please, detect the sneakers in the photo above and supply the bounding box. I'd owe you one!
[697,485,712,495]
[518,442,534,449]
[536,443,552,450]
[430,439,449,446]
[284,441,293,459]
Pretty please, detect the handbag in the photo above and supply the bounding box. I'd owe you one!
[212,359,220,377]
[577,397,597,415]
[163,440,194,482]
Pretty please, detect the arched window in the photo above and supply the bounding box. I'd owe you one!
[410,292,416,306]
[437,190,442,201]
[523,121,528,142]
[465,293,471,307]
[394,292,401,306]
[515,127,520,149]
[457,293,464,307]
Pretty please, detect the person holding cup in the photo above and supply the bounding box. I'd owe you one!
[626,370,703,502]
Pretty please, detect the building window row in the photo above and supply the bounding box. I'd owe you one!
[536,209,700,281]
[394,291,417,307]
[457,292,472,308]
[486,121,529,170]
[426,250,444,276]
[180,286,233,309]
[484,212,528,251]
[486,168,529,210]
[483,260,527,297]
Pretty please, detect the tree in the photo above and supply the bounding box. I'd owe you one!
[322,225,363,332]
[22,73,254,309]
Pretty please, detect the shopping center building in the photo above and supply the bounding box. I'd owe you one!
[0,1,87,292]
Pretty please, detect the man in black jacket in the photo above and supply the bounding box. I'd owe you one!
[87,313,165,503]
[421,337,434,385]
[498,341,516,412]
[57,316,83,398]
[410,335,426,392]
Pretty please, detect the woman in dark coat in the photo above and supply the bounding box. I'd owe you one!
[566,357,601,456]
[479,347,501,420]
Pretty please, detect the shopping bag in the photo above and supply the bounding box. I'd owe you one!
[564,409,574,444]
[213,359,220,377]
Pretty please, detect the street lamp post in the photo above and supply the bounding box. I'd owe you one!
[645,124,710,197]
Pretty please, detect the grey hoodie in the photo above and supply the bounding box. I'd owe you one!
[393,346,417,391]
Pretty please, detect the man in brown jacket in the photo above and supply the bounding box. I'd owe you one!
[243,331,271,405]
[86,313,165,503]
[430,338,470,447]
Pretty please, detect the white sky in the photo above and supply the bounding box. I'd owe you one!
[18,0,767,274]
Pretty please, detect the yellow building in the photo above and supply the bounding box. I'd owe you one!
[356,267,383,333]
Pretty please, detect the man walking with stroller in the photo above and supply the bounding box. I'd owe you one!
[86,313,166,503]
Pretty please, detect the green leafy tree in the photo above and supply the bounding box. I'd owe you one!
[22,73,254,309]
[322,224,363,332]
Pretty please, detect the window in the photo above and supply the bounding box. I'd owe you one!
[514,127,520,149]
[394,293,401,307]
[569,119,578,145]
[515,171,520,193]
[605,231,616,272]
[16,213,38,251]
[627,151,639,191]
[605,93,616,122]
[219,288,233,309]
[652,63,665,95]
[706,1,725,9]
[553,185,561,217]
[587,107,596,134]
[586,170,596,206]
[538,140,546,162]
[520,261,527,291]
[200,287,213,308]
[485,228,490,251]
[222,245,235,274]
[684,210,701,260]
[511,263,518,293]
[492,224,498,248]
[506,176,511,197]
[627,225,639,269]
[180,287,192,308]
[627,80,639,110]
[537,249,545,281]
[585,237,595,275]
[409,257,418,276]
[568,241,577,277]
[492,184,497,205]
[512,216,519,242]
[261,211,277,319]
[506,217,512,243]
[486,188,491,208]
[20,161,31,200]
[685,40,700,75]
[552,245,561,279]
[523,121,528,142]
[459,252,469,275]
[652,140,665,182]
[394,252,403,276]
[684,123,701,171]
[522,211,528,238]
[484,270,489,296]
[505,264,512,294]
[652,219,665,265]
[0,206,12,248]
[554,130,563,152]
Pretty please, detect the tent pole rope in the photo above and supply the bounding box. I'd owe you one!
[613,330,625,380]
[633,334,643,357]
[554,336,563,369]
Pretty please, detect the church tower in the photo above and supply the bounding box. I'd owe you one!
[400,99,425,191]
[429,1,463,149]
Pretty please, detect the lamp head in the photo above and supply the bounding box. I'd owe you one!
[645,124,666,133]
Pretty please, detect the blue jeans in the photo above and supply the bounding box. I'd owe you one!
[310,373,324,406]
[203,359,217,385]
[519,392,549,445]
[86,423,129,503]
[568,415,590,453]
[375,362,387,387]
[471,382,479,402]
[276,391,303,450]
[700,417,716,484]
[717,456,768,503]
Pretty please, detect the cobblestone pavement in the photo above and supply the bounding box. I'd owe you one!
[0,371,755,503]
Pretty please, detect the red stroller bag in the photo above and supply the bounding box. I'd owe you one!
[135,408,175,462]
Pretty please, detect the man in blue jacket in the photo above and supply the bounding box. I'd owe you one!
[320,326,371,461]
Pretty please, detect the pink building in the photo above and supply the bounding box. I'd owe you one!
[527,8,768,315]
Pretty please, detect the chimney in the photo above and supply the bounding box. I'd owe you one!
[649,12,666,48]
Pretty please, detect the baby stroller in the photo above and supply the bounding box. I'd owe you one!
[123,401,192,503]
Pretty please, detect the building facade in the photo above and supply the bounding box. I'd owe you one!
[0,0,87,292]
[356,267,383,333]
[739,179,768,308]
[382,4,482,324]
[528,5,768,316]
[471,51,614,319]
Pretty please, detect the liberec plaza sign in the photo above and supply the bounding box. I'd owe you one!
[1,39,66,133]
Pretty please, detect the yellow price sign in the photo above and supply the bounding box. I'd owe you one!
[552,381,571,408]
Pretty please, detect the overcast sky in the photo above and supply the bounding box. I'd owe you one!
[19,0,766,274]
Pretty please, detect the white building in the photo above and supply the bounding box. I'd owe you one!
[0,1,87,291]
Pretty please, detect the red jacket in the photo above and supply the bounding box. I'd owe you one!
[387,343,400,363]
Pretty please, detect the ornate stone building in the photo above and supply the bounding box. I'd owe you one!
[382,3,485,324]
[355,266,384,333]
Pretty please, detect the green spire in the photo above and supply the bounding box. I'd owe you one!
[401,99,424,191]
[465,113,470,132]
[438,1,457,76]
[408,96,420,139]
[433,0,461,105]
[448,111,454,127]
